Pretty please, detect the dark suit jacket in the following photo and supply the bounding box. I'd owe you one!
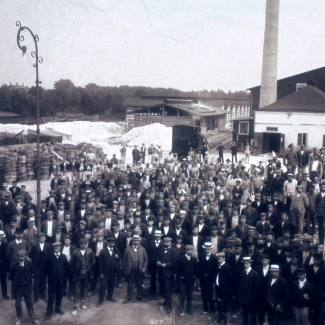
[29,241,52,273]
[265,275,290,310]
[198,253,218,283]
[9,260,33,294]
[123,245,148,276]
[112,231,127,256]
[157,246,178,278]
[41,220,58,244]
[216,262,233,296]
[0,242,8,274]
[198,224,210,239]
[98,245,121,276]
[186,235,204,257]
[45,252,69,285]
[238,268,261,306]
[176,255,198,285]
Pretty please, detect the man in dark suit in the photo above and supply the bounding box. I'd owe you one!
[186,225,204,260]
[238,256,261,325]
[214,252,233,324]
[157,236,178,315]
[60,234,76,298]
[96,236,121,308]
[198,242,218,315]
[29,232,52,303]
[140,191,156,212]
[111,223,127,288]
[9,249,40,325]
[291,267,316,325]
[176,245,198,316]
[6,227,29,268]
[147,230,164,296]
[44,242,68,320]
[0,230,9,299]
[265,264,290,325]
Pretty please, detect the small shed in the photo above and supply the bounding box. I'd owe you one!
[231,116,254,147]
[27,129,63,144]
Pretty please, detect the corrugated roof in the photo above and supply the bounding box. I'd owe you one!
[258,86,325,112]
[0,111,21,117]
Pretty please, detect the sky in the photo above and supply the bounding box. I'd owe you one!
[0,0,324,92]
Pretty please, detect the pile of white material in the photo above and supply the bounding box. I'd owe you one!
[42,121,124,144]
[0,121,172,161]
[119,123,172,151]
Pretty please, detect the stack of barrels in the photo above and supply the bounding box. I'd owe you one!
[4,150,18,183]
[26,150,35,180]
[0,142,105,184]
[17,154,27,181]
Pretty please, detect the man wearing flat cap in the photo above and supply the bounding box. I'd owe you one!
[44,242,68,320]
[41,210,58,244]
[70,238,95,314]
[157,236,178,315]
[123,234,148,304]
[9,249,40,325]
[176,245,197,316]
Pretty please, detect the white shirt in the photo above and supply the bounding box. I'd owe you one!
[39,242,44,251]
[47,220,53,237]
[80,249,86,256]
[299,279,306,289]
[263,265,269,276]
[96,242,104,257]
[271,278,277,286]
[246,267,252,275]
[62,246,70,259]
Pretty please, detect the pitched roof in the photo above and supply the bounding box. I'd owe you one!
[258,86,325,113]
[0,111,21,117]
[164,103,227,116]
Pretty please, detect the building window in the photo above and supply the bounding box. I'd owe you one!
[297,133,308,146]
[266,127,278,132]
[239,122,249,135]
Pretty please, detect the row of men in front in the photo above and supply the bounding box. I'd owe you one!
[1,225,324,325]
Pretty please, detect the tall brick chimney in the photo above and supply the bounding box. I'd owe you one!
[259,0,280,109]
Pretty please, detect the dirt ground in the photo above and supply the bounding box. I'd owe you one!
[1,275,297,325]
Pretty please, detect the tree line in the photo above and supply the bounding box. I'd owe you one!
[0,79,249,119]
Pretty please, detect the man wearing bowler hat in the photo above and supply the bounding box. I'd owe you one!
[44,242,68,320]
[9,249,40,325]
[96,236,121,308]
[291,267,316,325]
[157,236,178,315]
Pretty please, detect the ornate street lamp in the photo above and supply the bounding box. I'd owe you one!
[16,21,43,234]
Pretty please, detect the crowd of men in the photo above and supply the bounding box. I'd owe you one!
[0,142,325,325]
